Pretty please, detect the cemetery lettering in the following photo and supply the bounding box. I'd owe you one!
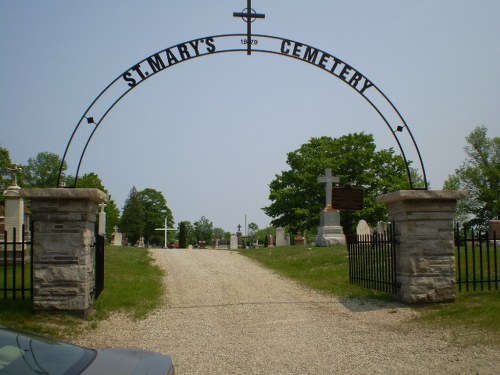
[280,40,374,94]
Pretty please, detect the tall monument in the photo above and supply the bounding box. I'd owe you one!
[315,168,345,246]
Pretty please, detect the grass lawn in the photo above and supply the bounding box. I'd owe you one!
[0,246,164,339]
[241,245,500,346]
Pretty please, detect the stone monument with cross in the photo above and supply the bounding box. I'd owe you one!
[3,164,25,242]
[315,168,346,246]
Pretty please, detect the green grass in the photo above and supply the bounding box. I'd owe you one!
[0,263,32,299]
[241,245,393,300]
[0,245,164,339]
[241,245,500,346]
[91,246,164,321]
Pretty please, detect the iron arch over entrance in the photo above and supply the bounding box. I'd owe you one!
[58,33,428,189]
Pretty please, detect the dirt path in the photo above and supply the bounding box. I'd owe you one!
[76,249,499,374]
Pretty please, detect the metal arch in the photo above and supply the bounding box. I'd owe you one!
[58,33,428,190]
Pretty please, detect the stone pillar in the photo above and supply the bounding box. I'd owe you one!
[4,184,24,242]
[376,190,467,304]
[20,188,108,317]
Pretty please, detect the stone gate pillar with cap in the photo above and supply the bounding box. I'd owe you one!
[376,190,468,304]
[20,188,108,317]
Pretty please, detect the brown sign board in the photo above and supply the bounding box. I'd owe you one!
[332,185,364,210]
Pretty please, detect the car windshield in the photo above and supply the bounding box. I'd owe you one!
[0,327,96,375]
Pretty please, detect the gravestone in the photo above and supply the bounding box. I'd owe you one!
[112,226,123,246]
[267,234,274,247]
[230,234,238,249]
[218,239,228,249]
[315,169,345,246]
[276,227,286,247]
[356,220,371,236]
[489,220,500,243]
[376,221,388,236]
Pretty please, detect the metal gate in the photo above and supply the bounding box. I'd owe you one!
[455,224,498,292]
[1,226,33,300]
[95,233,105,300]
[347,222,397,294]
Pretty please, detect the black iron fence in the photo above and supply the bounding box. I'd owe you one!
[95,233,105,300]
[455,224,498,292]
[347,223,397,294]
[1,226,33,300]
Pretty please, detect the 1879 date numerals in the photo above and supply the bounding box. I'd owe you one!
[241,39,258,45]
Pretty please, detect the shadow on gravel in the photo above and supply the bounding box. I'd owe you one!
[339,297,407,313]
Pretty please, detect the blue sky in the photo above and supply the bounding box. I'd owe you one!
[1,1,499,232]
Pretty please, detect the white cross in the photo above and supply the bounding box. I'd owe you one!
[155,218,176,249]
[7,164,22,187]
[317,168,339,210]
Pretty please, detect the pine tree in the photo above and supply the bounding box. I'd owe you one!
[120,187,145,245]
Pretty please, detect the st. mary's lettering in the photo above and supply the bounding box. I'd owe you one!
[122,38,216,87]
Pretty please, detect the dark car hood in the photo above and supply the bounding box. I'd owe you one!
[82,348,174,375]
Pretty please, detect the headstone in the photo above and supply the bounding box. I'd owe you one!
[112,226,123,246]
[315,169,346,246]
[286,235,291,246]
[276,227,286,247]
[267,234,274,247]
[137,237,145,248]
[230,234,238,249]
[218,239,228,249]
[295,235,305,246]
[376,221,388,236]
[188,244,193,249]
[198,240,206,249]
[356,220,371,236]
[489,220,500,243]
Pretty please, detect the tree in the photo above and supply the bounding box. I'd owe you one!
[178,221,188,248]
[137,188,174,246]
[120,187,145,245]
[247,222,259,243]
[74,172,121,239]
[0,145,12,204]
[23,151,66,188]
[177,220,196,246]
[263,133,411,234]
[444,126,499,228]
[194,216,213,244]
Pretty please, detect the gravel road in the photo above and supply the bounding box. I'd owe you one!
[76,249,499,374]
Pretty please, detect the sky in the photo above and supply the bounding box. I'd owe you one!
[1,0,499,233]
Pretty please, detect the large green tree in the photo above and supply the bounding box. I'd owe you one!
[263,133,412,234]
[73,172,121,239]
[120,187,145,245]
[23,151,66,188]
[137,188,174,246]
[444,126,499,228]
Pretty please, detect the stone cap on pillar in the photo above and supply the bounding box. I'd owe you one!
[376,190,468,204]
[20,188,109,204]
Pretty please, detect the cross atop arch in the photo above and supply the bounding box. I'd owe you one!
[233,0,265,55]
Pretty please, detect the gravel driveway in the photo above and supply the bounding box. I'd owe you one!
[76,249,499,374]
